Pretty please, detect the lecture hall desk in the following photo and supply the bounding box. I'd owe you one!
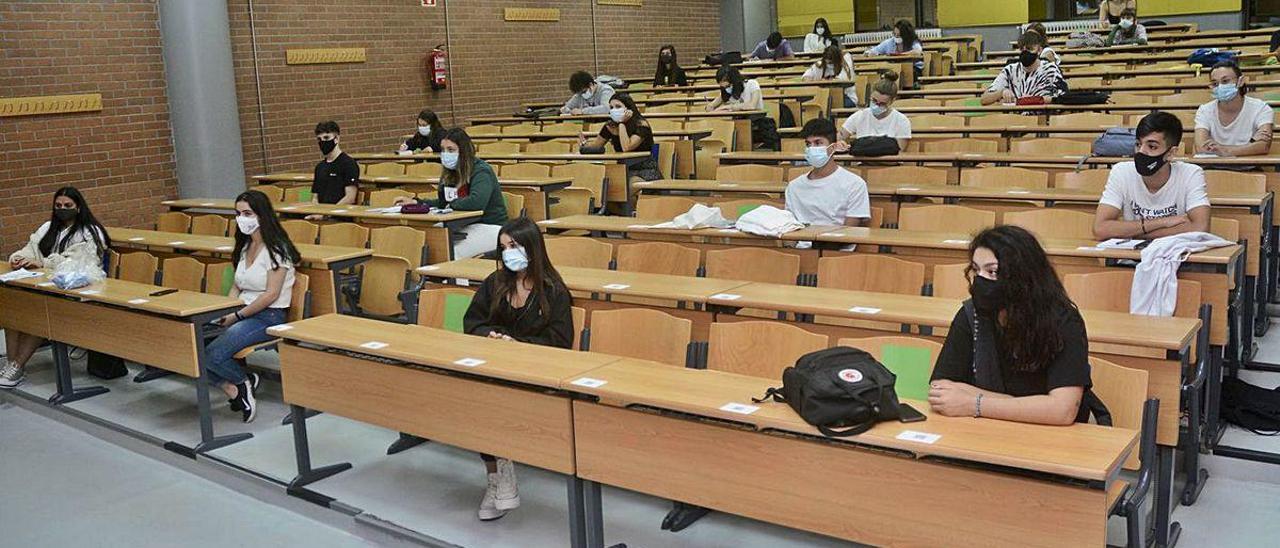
[0,266,249,453]
[467,110,767,152]
[160,198,479,265]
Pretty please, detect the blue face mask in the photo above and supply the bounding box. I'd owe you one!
[1213,82,1239,102]
[805,145,832,168]
[502,247,529,272]
[440,151,460,170]
[869,103,888,117]
[609,108,626,123]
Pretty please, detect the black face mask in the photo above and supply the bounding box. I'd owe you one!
[54,208,78,222]
[1019,50,1038,68]
[1134,149,1169,177]
[969,275,1006,313]
[318,139,337,155]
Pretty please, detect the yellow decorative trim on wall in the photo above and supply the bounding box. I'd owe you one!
[598,0,643,6]
[286,48,367,65]
[0,94,102,117]
[504,7,560,21]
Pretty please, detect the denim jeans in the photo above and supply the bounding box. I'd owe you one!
[203,307,286,386]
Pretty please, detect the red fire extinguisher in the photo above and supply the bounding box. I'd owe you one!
[429,45,447,90]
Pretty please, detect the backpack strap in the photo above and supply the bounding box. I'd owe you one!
[817,371,890,438]
[965,300,1007,394]
[751,386,784,404]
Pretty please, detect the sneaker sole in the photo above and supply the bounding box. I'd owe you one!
[478,509,508,521]
[0,378,26,389]
[493,495,521,511]
[243,386,257,423]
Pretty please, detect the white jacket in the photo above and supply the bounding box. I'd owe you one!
[734,205,804,238]
[650,204,733,229]
[1130,232,1232,316]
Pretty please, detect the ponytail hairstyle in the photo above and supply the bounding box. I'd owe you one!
[871,70,900,99]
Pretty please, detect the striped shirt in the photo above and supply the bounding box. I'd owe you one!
[987,60,1068,100]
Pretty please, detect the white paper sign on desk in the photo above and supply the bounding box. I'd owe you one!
[849,306,881,314]
[0,269,41,283]
[360,341,389,350]
[454,357,486,367]
[720,402,760,415]
[711,293,741,300]
[127,298,149,305]
[896,430,941,444]
[602,283,630,290]
[570,377,607,388]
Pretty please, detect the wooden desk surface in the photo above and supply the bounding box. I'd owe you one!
[471,128,714,141]
[161,198,481,223]
[349,151,650,163]
[467,110,767,126]
[990,34,1271,57]
[718,150,1280,169]
[924,64,1280,83]
[272,314,618,388]
[569,359,1136,481]
[252,172,573,189]
[523,94,804,110]
[957,50,1267,69]
[851,101,1280,116]
[540,214,1240,267]
[903,80,1280,98]
[108,227,372,266]
[637,178,1269,208]
[420,258,750,302]
[0,267,241,317]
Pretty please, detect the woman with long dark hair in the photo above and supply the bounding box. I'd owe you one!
[866,19,925,76]
[394,127,507,258]
[203,190,300,422]
[652,45,687,87]
[462,217,573,521]
[579,93,663,184]
[706,66,778,149]
[929,225,1092,425]
[399,108,445,153]
[802,44,858,107]
[1,187,111,388]
[804,17,836,53]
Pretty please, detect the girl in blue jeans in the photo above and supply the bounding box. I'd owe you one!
[205,190,299,422]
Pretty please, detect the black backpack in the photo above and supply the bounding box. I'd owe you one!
[753,347,902,437]
[849,136,901,157]
[1053,90,1110,105]
[1221,376,1280,435]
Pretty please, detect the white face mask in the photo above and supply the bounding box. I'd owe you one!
[723,85,733,94]
[581,88,593,99]
[236,215,259,235]
[609,108,626,123]
[893,37,904,44]
[417,125,431,136]
[816,26,826,34]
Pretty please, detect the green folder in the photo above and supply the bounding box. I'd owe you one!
[881,344,933,401]
[298,189,313,202]
[960,97,987,118]
[442,293,473,333]
[737,204,761,217]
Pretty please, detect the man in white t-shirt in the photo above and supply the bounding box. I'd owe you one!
[838,73,912,151]
[785,118,871,227]
[1194,61,1275,157]
[1095,111,1211,239]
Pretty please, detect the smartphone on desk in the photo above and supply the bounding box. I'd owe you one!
[898,403,926,423]
[149,288,178,297]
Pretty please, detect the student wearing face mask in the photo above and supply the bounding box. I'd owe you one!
[1105,8,1147,45]
[579,94,663,185]
[980,31,1067,106]
[561,71,615,115]
[865,20,925,77]
[804,18,836,53]
[784,118,870,227]
[1024,23,1058,64]
[1099,0,1136,27]
[393,128,507,259]
[929,225,1093,426]
[463,217,573,521]
[1,187,110,389]
[308,120,359,221]
[399,109,445,153]
[706,66,778,150]
[204,190,299,422]
[652,45,688,87]
[1195,61,1275,158]
[802,44,858,108]
[1095,111,1211,239]
[837,71,910,150]
[749,31,794,61]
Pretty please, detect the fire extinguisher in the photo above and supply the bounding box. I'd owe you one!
[429,45,447,90]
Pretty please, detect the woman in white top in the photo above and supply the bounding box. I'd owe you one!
[1195,60,1275,157]
[802,44,858,107]
[838,72,912,151]
[706,66,764,112]
[804,18,836,53]
[1,187,110,389]
[205,190,299,422]
[865,20,925,76]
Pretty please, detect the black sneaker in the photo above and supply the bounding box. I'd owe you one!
[228,396,244,412]
[233,382,256,423]
[248,371,261,391]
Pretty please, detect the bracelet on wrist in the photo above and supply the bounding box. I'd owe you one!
[974,393,984,418]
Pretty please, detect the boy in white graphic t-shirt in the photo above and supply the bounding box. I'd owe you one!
[1094,111,1211,239]
[785,118,871,227]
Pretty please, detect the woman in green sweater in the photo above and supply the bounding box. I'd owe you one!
[396,127,508,258]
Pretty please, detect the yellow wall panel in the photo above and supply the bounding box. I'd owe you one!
[777,0,854,38]
[1139,0,1241,16]
[937,0,1027,27]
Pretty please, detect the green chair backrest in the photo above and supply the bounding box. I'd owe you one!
[880,344,933,401]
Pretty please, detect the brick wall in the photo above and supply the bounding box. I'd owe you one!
[226,0,720,178]
[0,1,176,252]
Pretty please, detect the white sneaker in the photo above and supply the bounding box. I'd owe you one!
[0,360,25,389]
[477,474,508,521]
[493,458,521,511]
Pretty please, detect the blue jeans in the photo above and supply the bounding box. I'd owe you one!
[203,307,286,386]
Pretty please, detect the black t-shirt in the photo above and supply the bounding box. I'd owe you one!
[404,130,443,152]
[931,303,1093,422]
[312,152,360,204]
[599,121,655,154]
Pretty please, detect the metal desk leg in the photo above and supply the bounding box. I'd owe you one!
[1205,347,1226,449]
[288,404,351,488]
[583,479,605,548]
[1154,446,1182,548]
[47,341,108,405]
[192,315,253,453]
[567,476,589,548]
